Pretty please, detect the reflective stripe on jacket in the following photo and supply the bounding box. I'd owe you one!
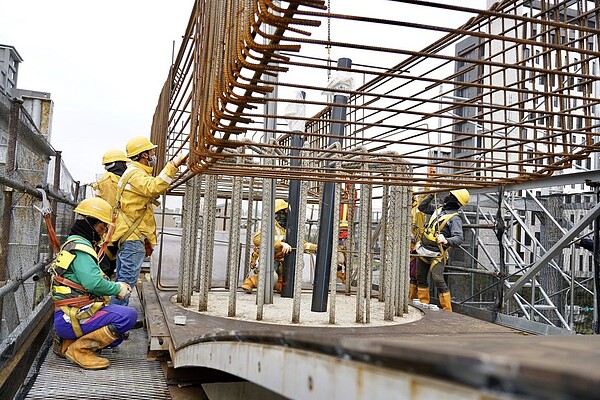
[112,161,178,245]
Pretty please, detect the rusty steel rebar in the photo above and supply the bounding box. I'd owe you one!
[150,0,600,193]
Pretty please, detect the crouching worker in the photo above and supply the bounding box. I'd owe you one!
[242,199,317,293]
[51,197,137,370]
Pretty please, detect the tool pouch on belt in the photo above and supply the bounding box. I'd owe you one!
[414,241,441,258]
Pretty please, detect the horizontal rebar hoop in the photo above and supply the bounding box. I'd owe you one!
[152,0,600,192]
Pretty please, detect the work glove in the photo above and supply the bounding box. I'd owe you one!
[172,154,186,168]
[274,241,293,260]
[116,282,132,300]
[144,239,154,257]
[281,242,292,254]
[436,234,448,245]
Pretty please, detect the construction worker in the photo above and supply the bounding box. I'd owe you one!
[242,199,317,293]
[414,189,470,311]
[409,195,427,301]
[337,221,349,284]
[111,136,184,306]
[93,149,129,207]
[51,197,137,370]
[92,149,129,278]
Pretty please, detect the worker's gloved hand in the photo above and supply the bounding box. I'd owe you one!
[116,282,132,300]
[172,154,186,168]
[281,242,292,254]
[436,234,448,245]
[144,239,154,257]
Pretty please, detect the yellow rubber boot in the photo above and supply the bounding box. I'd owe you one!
[52,334,75,359]
[337,270,346,284]
[417,287,430,304]
[439,291,453,312]
[408,284,418,301]
[241,275,258,293]
[65,325,119,370]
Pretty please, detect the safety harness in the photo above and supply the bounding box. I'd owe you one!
[113,165,158,247]
[49,237,109,337]
[417,208,458,264]
[423,209,458,243]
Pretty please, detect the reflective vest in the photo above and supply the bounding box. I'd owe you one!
[49,238,109,337]
[423,208,458,243]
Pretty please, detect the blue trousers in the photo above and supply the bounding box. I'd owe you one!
[112,240,145,306]
[54,304,138,346]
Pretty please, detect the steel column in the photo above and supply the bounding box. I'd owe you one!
[312,57,352,312]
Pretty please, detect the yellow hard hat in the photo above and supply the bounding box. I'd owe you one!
[450,189,470,206]
[73,198,113,224]
[126,136,157,158]
[102,149,129,165]
[274,199,288,213]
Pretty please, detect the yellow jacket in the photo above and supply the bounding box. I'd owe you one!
[112,161,178,246]
[92,172,120,207]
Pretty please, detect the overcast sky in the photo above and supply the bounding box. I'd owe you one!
[0,0,488,189]
[0,0,194,186]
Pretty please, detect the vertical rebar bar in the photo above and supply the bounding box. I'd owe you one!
[292,149,310,323]
[243,177,254,280]
[227,167,243,317]
[257,174,275,319]
[180,175,200,307]
[198,174,217,311]
[328,164,341,324]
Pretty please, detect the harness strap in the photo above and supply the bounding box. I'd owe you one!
[424,209,458,237]
[66,243,99,261]
[118,210,147,246]
[61,306,84,337]
[58,301,106,338]
[418,252,447,267]
[54,295,95,309]
[115,166,154,246]
[424,209,458,252]
[53,275,86,292]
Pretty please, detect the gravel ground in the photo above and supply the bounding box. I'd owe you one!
[182,290,422,327]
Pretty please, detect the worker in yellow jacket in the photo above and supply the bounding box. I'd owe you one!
[111,136,184,306]
[242,199,317,293]
[92,149,129,278]
[93,149,129,207]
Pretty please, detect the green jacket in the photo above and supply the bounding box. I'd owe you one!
[59,235,120,298]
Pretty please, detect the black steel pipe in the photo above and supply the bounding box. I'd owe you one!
[312,58,352,312]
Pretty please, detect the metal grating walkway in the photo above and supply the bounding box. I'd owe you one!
[24,290,171,400]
